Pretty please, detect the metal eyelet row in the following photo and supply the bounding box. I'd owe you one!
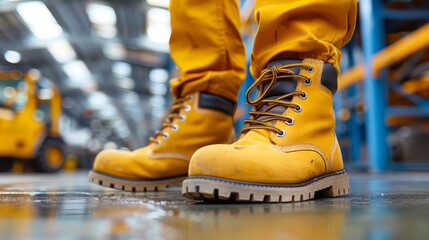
[277,69,312,139]
[155,96,195,146]
[277,118,295,138]
[277,108,301,138]
[304,66,313,86]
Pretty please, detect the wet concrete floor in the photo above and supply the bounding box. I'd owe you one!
[0,172,428,240]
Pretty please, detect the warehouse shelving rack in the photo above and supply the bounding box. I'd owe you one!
[342,0,429,171]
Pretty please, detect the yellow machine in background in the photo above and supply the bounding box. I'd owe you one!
[0,69,66,172]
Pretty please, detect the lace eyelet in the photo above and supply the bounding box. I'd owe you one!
[163,133,170,139]
[187,95,194,101]
[276,130,286,138]
[184,105,191,112]
[299,92,307,100]
[179,115,186,122]
[307,67,314,73]
[294,106,302,113]
[155,140,161,146]
[304,78,311,86]
[285,118,295,126]
[171,124,179,132]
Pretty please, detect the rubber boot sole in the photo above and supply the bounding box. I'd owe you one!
[182,170,350,202]
[89,170,187,192]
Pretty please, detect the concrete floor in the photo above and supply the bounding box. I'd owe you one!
[0,172,428,240]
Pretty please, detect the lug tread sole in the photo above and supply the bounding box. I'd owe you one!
[89,170,187,192]
[182,171,350,202]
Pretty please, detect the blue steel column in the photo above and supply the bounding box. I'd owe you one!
[360,0,389,171]
[345,42,362,163]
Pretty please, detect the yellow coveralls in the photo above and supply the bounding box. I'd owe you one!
[169,0,357,102]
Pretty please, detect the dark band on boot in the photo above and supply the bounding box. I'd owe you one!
[199,92,235,115]
[266,59,338,95]
[321,63,338,94]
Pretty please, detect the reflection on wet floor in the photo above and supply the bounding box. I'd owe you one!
[0,172,428,240]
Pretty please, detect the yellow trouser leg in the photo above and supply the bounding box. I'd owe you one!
[251,0,357,77]
[169,0,246,102]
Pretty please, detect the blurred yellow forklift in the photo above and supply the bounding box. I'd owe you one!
[0,69,66,172]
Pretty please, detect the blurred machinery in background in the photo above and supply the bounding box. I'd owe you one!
[336,0,429,170]
[0,0,255,171]
[0,69,66,172]
[0,0,174,171]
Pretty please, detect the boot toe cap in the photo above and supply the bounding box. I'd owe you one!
[93,148,189,179]
[93,149,134,176]
[189,144,328,184]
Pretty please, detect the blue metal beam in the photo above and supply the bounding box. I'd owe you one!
[388,106,429,116]
[360,0,390,172]
[383,9,429,20]
[344,42,363,163]
[391,163,429,171]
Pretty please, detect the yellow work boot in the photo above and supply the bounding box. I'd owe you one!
[89,92,236,192]
[182,58,350,202]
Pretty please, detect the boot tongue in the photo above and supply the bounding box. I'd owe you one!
[263,59,303,99]
[256,59,304,120]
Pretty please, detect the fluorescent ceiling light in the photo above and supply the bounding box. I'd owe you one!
[115,77,135,89]
[86,3,117,25]
[94,26,117,38]
[4,50,21,63]
[98,104,118,119]
[122,91,139,105]
[149,68,168,83]
[147,8,171,44]
[86,2,117,38]
[103,42,126,59]
[62,60,93,86]
[17,1,63,40]
[47,40,77,63]
[88,91,109,108]
[112,62,131,76]
[147,0,170,8]
[149,95,166,106]
[149,82,167,95]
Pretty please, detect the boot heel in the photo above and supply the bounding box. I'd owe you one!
[316,173,351,198]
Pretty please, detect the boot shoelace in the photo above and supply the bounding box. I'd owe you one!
[149,95,192,145]
[241,63,314,137]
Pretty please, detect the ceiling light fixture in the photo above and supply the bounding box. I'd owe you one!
[4,50,21,64]
[47,40,77,63]
[147,7,171,44]
[147,0,170,8]
[62,60,94,87]
[17,1,63,40]
[86,2,118,38]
